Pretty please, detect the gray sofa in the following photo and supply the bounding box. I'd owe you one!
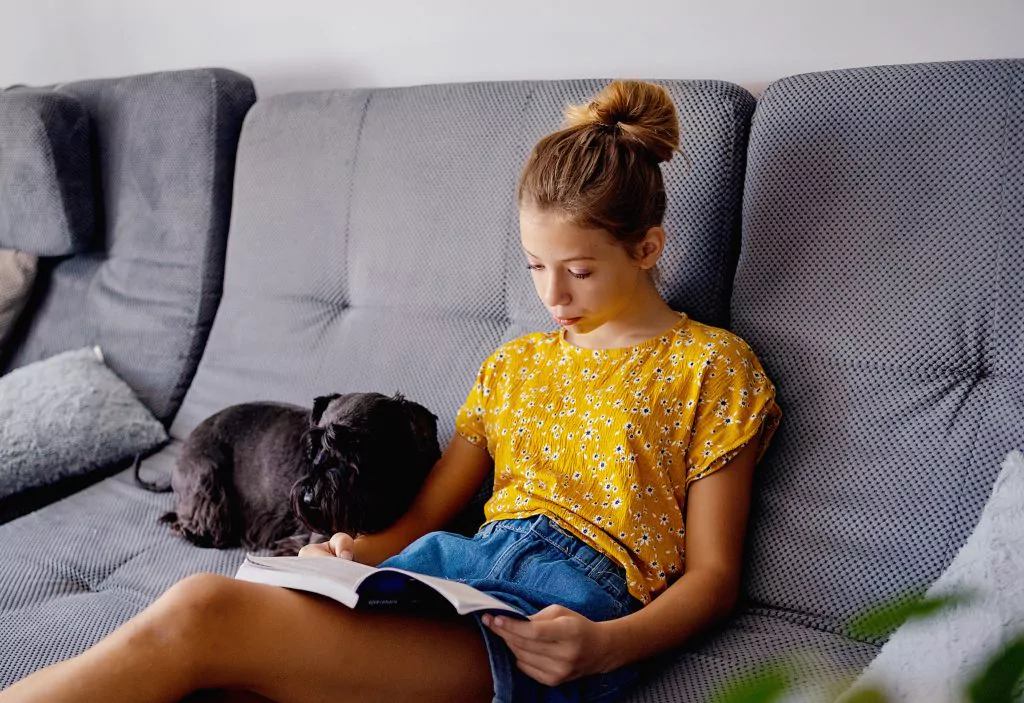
[1,59,1021,702]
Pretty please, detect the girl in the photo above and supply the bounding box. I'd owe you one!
[1,80,781,703]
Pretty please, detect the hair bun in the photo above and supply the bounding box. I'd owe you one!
[564,80,680,163]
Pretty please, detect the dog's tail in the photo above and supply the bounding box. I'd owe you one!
[133,453,172,493]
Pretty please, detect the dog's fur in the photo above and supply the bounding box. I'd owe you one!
[134,392,441,554]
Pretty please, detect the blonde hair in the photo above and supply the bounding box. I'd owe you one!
[518,80,681,274]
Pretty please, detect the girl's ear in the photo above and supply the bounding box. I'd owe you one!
[637,226,666,269]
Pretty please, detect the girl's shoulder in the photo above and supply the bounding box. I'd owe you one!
[674,317,759,357]
[484,330,560,364]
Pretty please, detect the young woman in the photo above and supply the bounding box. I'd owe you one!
[0,80,781,703]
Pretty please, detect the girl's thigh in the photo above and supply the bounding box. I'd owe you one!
[173,573,494,703]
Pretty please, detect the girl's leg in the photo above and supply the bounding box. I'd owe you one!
[182,690,275,702]
[0,573,494,703]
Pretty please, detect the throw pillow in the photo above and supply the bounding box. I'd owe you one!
[0,346,168,499]
[841,449,1024,702]
[0,248,38,350]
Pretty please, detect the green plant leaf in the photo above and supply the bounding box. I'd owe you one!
[846,591,971,641]
[708,664,791,703]
[966,633,1024,703]
[841,686,890,703]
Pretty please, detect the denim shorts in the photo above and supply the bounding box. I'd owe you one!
[378,514,644,703]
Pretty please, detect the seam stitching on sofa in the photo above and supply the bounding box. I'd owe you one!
[341,90,371,312]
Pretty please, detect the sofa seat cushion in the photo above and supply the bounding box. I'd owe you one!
[0,445,245,688]
[627,609,878,702]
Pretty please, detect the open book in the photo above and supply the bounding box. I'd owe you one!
[235,555,527,619]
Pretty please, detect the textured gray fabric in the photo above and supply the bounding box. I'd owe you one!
[0,446,244,687]
[628,610,879,702]
[0,69,256,425]
[844,450,1024,702]
[733,59,1024,642]
[0,347,167,499]
[0,88,94,255]
[0,250,37,349]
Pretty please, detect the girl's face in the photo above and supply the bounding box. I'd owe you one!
[519,207,659,335]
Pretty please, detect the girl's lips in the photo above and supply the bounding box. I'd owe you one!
[555,316,581,326]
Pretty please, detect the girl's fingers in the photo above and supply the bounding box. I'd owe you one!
[297,542,331,558]
[492,627,559,657]
[514,658,560,687]
[328,532,355,559]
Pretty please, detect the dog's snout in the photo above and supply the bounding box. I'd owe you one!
[302,488,315,506]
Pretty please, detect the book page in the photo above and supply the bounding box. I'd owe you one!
[236,555,526,618]
[237,555,379,608]
[244,555,378,587]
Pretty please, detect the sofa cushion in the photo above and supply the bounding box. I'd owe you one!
[0,88,94,255]
[0,450,240,688]
[632,610,879,702]
[171,79,757,443]
[0,69,256,424]
[0,347,167,500]
[733,59,1024,636]
[0,249,37,350]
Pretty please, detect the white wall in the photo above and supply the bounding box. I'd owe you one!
[1,0,1021,97]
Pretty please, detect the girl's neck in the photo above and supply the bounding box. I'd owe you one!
[563,281,681,351]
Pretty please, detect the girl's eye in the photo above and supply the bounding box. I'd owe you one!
[526,264,591,280]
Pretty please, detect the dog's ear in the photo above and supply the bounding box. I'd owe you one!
[311,394,342,425]
[329,423,365,447]
[394,392,441,463]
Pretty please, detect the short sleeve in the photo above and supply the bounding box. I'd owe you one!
[454,353,494,449]
[685,336,782,485]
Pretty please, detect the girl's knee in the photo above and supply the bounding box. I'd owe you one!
[159,573,239,627]
[146,573,243,684]
[145,573,241,652]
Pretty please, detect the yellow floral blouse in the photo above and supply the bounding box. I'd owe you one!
[455,312,782,604]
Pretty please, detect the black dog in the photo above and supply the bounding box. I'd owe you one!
[134,392,441,554]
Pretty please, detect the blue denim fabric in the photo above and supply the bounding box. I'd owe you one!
[378,514,643,703]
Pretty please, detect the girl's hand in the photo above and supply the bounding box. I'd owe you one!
[297,532,356,560]
[482,605,615,686]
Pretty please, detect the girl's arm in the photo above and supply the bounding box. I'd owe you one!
[598,435,760,669]
[349,433,494,565]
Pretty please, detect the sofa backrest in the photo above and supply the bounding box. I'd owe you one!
[0,87,95,257]
[732,59,1024,636]
[0,69,255,424]
[171,79,756,452]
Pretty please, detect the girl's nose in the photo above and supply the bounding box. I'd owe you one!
[541,274,571,307]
